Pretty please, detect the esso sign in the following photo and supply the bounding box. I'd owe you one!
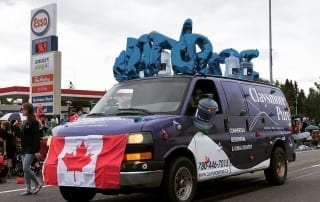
[31,9,50,36]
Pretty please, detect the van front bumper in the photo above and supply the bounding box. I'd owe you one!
[120,170,163,188]
[119,161,164,188]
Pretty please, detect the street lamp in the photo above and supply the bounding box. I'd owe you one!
[269,0,273,84]
[295,93,298,115]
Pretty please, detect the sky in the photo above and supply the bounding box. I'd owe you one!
[0,0,319,93]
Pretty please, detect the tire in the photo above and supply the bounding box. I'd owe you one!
[161,156,197,202]
[59,186,96,202]
[264,147,287,185]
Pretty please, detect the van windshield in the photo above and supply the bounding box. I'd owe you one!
[89,77,190,116]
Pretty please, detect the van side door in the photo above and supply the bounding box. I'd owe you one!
[247,85,291,161]
[241,84,269,165]
[221,81,256,170]
[184,79,232,180]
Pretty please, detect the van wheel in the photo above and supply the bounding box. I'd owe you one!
[59,186,96,202]
[264,147,287,185]
[162,157,197,202]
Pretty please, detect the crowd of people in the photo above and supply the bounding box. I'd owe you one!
[0,103,62,196]
[292,116,320,150]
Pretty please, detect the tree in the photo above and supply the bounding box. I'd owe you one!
[280,79,298,114]
[262,78,320,124]
[297,89,307,115]
[305,85,320,124]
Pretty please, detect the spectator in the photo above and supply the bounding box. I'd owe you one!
[0,121,15,177]
[293,118,301,134]
[38,114,48,138]
[301,117,308,132]
[20,103,42,196]
[69,112,79,122]
[60,114,67,125]
[11,120,22,139]
[45,118,57,137]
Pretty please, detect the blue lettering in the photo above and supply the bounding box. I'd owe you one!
[113,18,259,82]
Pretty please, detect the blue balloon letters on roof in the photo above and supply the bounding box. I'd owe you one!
[240,49,259,62]
[113,18,260,82]
[207,53,223,75]
[172,33,213,75]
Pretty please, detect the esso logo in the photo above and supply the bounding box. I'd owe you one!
[31,9,50,36]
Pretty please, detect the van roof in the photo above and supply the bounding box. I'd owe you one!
[119,74,278,89]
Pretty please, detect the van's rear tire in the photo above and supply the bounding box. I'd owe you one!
[264,147,287,185]
[59,186,96,202]
[161,156,197,202]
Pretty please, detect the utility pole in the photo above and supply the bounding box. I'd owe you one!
[295,93,298,115]
[269,0,273,84]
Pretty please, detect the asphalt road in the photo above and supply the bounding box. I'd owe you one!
[1,149,320,202]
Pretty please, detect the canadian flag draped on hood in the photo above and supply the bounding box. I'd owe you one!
[43,134,127,189]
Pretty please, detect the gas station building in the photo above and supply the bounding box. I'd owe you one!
[0,86,105,115]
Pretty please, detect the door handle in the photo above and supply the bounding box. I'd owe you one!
[246,119,249,131]
[224,119,229,132]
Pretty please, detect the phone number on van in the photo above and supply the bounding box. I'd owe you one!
[198,159,230,171]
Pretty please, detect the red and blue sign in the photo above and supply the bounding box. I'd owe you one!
[31,9,50,37]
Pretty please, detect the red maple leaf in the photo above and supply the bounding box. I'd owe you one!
[62,140,93,182]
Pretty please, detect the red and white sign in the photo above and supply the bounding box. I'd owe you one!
[32,74,54,84]
[43,134,127,188]
[32,84,53,93]
[31,4,57,40]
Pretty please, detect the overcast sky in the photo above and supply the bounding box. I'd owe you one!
[0,0,319,93]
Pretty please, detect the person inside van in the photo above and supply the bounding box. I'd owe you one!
[187,88,202,115]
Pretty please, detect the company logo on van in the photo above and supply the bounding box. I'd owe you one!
[248,88,290,121]
[249,88,286,106]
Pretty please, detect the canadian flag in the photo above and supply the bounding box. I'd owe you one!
[43,134,127,189]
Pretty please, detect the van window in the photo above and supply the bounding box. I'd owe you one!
[186,79,221,115]
[221,81,247,116]
[90,77,190,115]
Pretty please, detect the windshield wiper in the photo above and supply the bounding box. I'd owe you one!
[117,108,153,115]
[86,112,107,117]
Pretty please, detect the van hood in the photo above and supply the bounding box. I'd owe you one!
[53,115,176,137]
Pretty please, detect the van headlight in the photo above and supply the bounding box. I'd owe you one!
[127,132,153,144]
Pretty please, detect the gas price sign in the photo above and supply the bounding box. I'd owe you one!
[36,42,48,53]
[32,35,58,55]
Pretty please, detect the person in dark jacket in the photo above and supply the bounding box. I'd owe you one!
[19,103,42,195]
[0,121,15,177]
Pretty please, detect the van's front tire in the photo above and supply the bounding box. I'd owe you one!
[59,186,96,202]
[162,157,197,202]
[264,147,287,185]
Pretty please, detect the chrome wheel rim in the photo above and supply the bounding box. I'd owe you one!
[174,166,193,201]
[276,155,285,177]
